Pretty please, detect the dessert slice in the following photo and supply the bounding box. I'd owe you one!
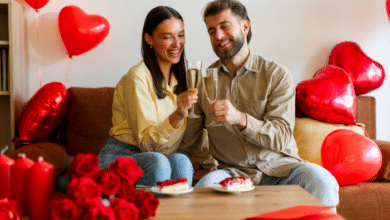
[156,178,190,193]
[219,176,253,191]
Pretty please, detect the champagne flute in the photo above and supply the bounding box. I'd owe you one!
[203,68,222,127]
[185,60,202,118]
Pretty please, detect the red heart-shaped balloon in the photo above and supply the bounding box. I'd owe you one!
[296,65,356,125]
[24,0,50,12]
[329,41,385,95]
[58,5,110,58]
[17,82,69,143]
[321,129,382,186]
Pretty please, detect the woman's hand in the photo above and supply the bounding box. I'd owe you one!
[176,89,198,117]
[169,89,198,128]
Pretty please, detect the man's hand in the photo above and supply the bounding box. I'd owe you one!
[207,99,247,129]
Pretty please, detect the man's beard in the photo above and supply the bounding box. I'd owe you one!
[213,34,245,60]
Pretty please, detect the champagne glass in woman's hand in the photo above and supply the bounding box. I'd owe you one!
[203,68,222,127]
[185,60,202,118]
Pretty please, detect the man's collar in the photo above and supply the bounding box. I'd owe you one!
[242,50,257,73]
[216,50,256,76]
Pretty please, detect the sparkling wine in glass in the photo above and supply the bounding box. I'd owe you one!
[203,68,222,127]
[185,60,202,118]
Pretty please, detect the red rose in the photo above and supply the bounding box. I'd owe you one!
[67,177,102,207]
[68,153,100,180]
[0,207,20,220]
[48,193,81,220]
[82,202,116,220]
[134,190,159,219]
[110,156,143,185]
[0,198,22,220]
[110,198,139,220]
[116,179,137,203]
[95,169,121,198]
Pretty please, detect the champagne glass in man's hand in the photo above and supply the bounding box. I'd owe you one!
[185,60,202,118]
[203,68,222,127]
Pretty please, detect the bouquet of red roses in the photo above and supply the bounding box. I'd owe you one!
[47,153,159,220]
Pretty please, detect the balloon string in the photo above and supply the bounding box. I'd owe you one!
[36,12,41,88]
[66,58,70,88]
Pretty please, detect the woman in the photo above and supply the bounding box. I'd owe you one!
[98,6,198,186]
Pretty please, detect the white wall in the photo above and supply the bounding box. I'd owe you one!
[17,0,390,141]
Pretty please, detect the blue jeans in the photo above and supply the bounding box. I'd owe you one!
[195,162,339,212]
[98,137,194,186]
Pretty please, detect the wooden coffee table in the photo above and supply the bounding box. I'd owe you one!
[151,185,345,219]
[22,185,345,219]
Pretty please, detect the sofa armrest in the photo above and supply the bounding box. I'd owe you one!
[374,139,390,181]
[7,142,68,175]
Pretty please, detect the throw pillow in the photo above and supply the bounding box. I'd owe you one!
[293,117,365,166]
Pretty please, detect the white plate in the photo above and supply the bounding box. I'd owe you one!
[211,184,255,193]
[150,186,194,195]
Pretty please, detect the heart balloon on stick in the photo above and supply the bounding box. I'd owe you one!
[24,0,50,12]
[15,82,69,143]
[329,41,385,96]
[296,65,356,125]
[58,5,110,58]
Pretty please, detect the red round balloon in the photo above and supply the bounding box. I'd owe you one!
[321,129,382,186]
[17,82,69,143]
[296,65,356,125]
[329,41,385,96]
[24,0,50,12]
[58,5,110,58]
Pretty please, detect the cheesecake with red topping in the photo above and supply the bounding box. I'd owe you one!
[156,178,189,193]
[219,177,253,191]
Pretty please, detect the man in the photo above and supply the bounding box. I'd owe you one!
[180,0,339,210]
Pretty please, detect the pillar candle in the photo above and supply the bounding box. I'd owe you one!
[0,147,15,198]
[11,153,35,216]
[27,156,54,220]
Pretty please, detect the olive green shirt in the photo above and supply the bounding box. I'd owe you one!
[180,52,303,184]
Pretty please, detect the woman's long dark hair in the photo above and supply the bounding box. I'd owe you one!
[141,6,187,99]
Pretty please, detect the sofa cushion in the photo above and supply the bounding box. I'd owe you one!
[338,182,390,220]
[293,117,365,166]
[66,87,115,156]
[375,140,390,181]
[7,142,67,174]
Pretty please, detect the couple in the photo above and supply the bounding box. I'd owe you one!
[98,0,339,211]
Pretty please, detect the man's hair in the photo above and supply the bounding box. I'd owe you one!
[202,0,252,44]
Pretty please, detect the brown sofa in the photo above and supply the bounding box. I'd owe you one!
[7,87,390,220]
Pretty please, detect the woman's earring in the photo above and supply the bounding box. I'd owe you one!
[150,45,153,49]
